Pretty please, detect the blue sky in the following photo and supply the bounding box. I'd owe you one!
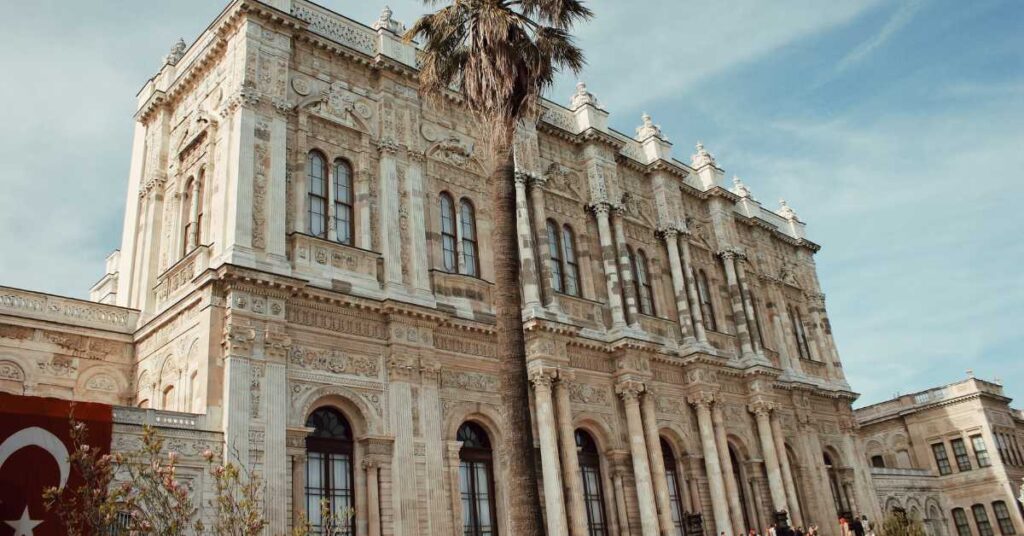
[0,0,1020,407]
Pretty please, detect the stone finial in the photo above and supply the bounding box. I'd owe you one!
[635,113,667,142]
[165,38,187,66]
[690,141,716,168]
[778,199,799,221]
[570,81,599,110]
[373,5,406,33]
[732,176,753,199]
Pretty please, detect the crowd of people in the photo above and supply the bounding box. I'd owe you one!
[722,513,873,536]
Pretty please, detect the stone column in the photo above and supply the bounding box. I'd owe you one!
[291,450,307,527]
[264,359,288,534]
[771,412,803,527]
[186,178,201,250]
[555,373,588,536]
[530,367,570,535]
[618,381,660,536]
[735,257,764,356]
[679,237,708,343]
[613,468,633,536]
[365,461,381,536]
[685,456,703,514]
[516,173,543,309]
[221,323,254,469]
[751,401,788,514]
[690,394,731,536]
[446,441,464,534]
[405,153,433,298]
[661,228,696,343]
[720,250,756,359]
[770,286,804,376]
[419,363,451,534]
[592,202,627,328]
[640,389,676,535]
[612,206,640,326]
[712,402,747,536]
[377,140,403,293]
[529,175,559,310]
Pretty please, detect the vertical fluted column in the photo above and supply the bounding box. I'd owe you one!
[555,373,588,536]
[405,153,432,297]
[365,461,381,536]
[264,360,288,533]
[613,469,633,536]
[661,228,696,343]
[186,178,200,250]
[735,257,764,356]
[771,286,804,376]
[720,250,756,359]
[618,382,660,536]
[378,140,403,292]
[685,456,703,514]
[640,389,676,535]
[531,367,569,535]
[751,401,788,514]
[592,202,627,328]
[446,441,464,534]
[529,175,559,310]
[679,236,708,343]
[291,452,307,529]
[516,173,543,309]
[612,206,640,326]
[690,394,731,536]
[770,412,803,527]
[712,402,746,536]
[221,350,250,469]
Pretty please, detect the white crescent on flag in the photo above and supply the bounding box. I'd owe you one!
[0,426,71,491]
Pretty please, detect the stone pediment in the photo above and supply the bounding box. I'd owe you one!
[421,123,483,174]
[298,80,376,136]
[543,162,584,200]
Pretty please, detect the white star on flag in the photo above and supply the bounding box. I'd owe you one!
[4,506,43,536]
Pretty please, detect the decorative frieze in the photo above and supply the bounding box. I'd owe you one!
[440,371,498,393]
[286,305,387,340]
[567,381,611,406]
[288,345,380,378]
[433,333,495,359]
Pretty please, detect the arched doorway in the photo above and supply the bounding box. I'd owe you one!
[661,437,687,536]
[305,407,356,535]
[823,451,851,519]
[729,444,754,532]
[576,429,610,536]
[458,422,498,536]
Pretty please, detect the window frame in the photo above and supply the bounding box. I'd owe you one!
[974,504,995,536]
[440,193,458,273]
[307,151,329,239]
[750,293,768,350]
[697,269,717,332]
[871,455,886,469]
[953,508,972,536]
[951,437,973,472]
[791,306,812,360]
[661,438,686,536]
[332,158,354,246]
[181,178,195,257]
[305,407,356,536]
[993,501,1016,535]
[576,430,609,536]
[458,423,498,536]
[633,248,655,316]
[546,219,564,293]
[459,199,480,277]
[972,435,992,468]
[932,442,953,475]
[561,224,581,297]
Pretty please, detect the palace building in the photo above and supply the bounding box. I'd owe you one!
[0,0,904,535]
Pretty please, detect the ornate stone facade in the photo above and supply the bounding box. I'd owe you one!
[0,1,899,535]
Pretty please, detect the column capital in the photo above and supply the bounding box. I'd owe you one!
[514,171,536,186]
[557,368,577,383]
[587,200,613,217]
[407,150,427,163]
[686,390,716,409]
[718,247,746,261]
[377,137,400,155]
[656,226,680,240]
[528,173,548,188]
[615,379,646,401]
[362,459,379,470]
[748,398,776,416]
[528,365,559,389]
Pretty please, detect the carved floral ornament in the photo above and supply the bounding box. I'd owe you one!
[0,360,25,381]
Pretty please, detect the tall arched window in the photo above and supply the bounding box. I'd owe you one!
[460,199,479,277]
[440,193,457,273]
[547,220,564,293]
[307,151,328,239]
[697,270,717,331]
[992,501,1015,535]
[305,407,355,535]
[333,159,354,245]
[824,452,849,517]
[181,178,195,256]
[162,385,175,411]
[729,445,753,532]
[750,294,767,350]
[458,422,497,536]
[633,249,655,316]
[661,438,686,536]
[791,306,811,360]
[562,225,580,297]
[972,504,994,536]
[952,508,971,536]
[576,430,609,536]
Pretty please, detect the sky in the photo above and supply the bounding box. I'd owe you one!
[0,0,1021,407]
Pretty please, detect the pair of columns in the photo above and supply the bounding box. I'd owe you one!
[660,227,708,346]
[719,250,764,362]
[689,394,803,536]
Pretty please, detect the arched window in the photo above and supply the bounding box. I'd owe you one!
[992,501,1015,535]
[181,178,195,256]
[729,445,753,532]
[871,455,886,468]
[440,193,457,272]
[633,249,655,316]
[576,430,609,536]
[162,385,175,411]
[305,407,355,535]
[562,225,580,297]
[195,171,204,247]
[333,159,354,245]
[137,399,150,409]
[972,504,994,536]
[661,438,686,536]
[460,199,479,277]
[547,220,564,293]
[952,508,971,536]
[697,270,717,331]
[750,294,767,349]
[307,151,328,239]
[824,452,850,517]
[458,422,497,536]
[791,306,811,360]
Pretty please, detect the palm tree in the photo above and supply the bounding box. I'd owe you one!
[406,1,591,533]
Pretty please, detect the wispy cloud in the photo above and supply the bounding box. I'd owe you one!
[833,0,926,74]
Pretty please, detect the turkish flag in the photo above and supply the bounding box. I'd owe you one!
[0,393,112,536]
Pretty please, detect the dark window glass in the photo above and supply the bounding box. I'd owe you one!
[634,249,655,316]
[440,194,457,272]
[993,501,1016,535]
[576,430,608,536]
[333,159,354,245]
[460,200,479,277]
[750,294,767,349]
[952,438,973,472]
[972,435,992,468]
[661,438,686,536]
[458,423,497,536]
[697,270,717,331]
[305,407,355,535]
[933,443,953,475]
[308,151,328,239]
[974,504,995,536]
[871,455,886,468]
[953,508,972,536]
[547,220,564,293]
[791,306,812,360]
[562,225,580,297]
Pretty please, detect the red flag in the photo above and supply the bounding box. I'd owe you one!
[0,393,112,536]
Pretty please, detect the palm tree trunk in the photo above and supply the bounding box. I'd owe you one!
[490,147,543,535]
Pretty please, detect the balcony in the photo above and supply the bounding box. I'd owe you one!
[637,314,679,341]
[154,244,210,308]
[705,330,738,356]
[432,270,494,314]
[288,233,382,293]
[553,293,607,331]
